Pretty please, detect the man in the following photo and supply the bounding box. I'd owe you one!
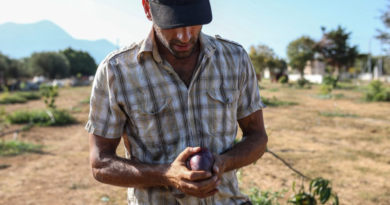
[86,0,268,204]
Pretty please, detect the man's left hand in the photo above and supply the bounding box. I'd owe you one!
[212,153,226,182]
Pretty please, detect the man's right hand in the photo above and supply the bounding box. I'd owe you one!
[165,147,221,198]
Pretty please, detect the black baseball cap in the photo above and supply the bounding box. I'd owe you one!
[148,0,213,30]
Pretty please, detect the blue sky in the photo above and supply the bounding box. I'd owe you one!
[0,0,388,58]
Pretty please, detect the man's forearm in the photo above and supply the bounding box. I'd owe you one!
[221,130,268,172]
[91,153,169,188]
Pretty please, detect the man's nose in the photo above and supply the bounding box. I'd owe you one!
[176,27,192,43]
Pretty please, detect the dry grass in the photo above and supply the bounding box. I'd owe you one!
[0,82,389,204]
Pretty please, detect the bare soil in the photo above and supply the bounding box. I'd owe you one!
[0,83,389,205]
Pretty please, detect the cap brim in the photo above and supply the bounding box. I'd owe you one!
[150,0,212,30]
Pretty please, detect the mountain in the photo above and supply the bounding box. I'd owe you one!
[0,20,117,63]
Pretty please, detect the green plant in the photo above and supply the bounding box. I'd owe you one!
[17,92,41,100]
[7,109,76,126]
[365,80,390,102]
[320,75,339,95]
[319,111,357,118]
[0,140,43,156]
[278,76,288,86]
[262,96,298,107]
[0,94,27,104]
[80,97,90,104]
[297,78,308,87]
[249,188,287,205]
[40,85,59,108]
[289,178,339,205]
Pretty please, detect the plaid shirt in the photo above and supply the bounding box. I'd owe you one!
[86,29,266,205]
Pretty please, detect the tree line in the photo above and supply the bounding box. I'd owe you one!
[0,48,97,87]
[250,5,390,81]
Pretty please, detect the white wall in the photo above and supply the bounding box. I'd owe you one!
[288,74,323,84]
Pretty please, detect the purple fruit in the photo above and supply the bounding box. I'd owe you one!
[186,148,214,172]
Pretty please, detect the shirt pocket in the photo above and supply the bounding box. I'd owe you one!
[129,97,178,163]
[205,88,239,138]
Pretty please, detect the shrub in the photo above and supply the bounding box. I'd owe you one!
[0,94,27,104]
[278,76,288,85]
[0,140,43,156]
[262,96,298,107]
[0,92,41,104]
[17,92,41,100]
[289,178,339,205]
[249,188,287,205]
[320,75,338,95]
[365,80,390,102]
[40,85,59,108]
[297,78,310,88]
[7,109,76,126]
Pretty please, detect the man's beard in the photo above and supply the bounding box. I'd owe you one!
[154,25,200,59]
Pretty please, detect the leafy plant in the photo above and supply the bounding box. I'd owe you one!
[249,188,287,205]
[319,111,357,118]
[40,85,59,108]
[365,80,390,102]
[7,109,76,126]
[278,76,288,85]
[289,178,339,205]
[320,75,338,95]
[262,96,298,107]
[0,140,43,156]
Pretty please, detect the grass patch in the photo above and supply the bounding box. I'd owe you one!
[0,92,41,104]
[7,109,76,126]
[319,111,358,118]
[268,88,279,92]
[335,82,357,90]
[247,188,287,205]
[80,97,90,104]
[313,93,346,99]
[0,140,43,156]
[262,96,298,107]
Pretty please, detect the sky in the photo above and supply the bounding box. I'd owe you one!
[0,0,388,59]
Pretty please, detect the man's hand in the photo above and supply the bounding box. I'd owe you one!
[212,153,226,182]
[165,147,221,198]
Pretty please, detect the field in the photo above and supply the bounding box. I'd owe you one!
[0,82,389,205]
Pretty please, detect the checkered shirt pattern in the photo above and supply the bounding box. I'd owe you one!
[85,29,266,205]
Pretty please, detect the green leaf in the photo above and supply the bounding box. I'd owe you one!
[320,188,331,204]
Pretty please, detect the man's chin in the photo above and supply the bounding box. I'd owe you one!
[172,50,193,59]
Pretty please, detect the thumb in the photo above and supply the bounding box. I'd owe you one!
[176,147,200,162]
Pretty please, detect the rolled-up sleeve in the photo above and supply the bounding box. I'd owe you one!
[85,60,126,139]
[236,49,267,120]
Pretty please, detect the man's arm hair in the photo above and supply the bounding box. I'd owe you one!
[220,109,268,172]
[89,134,169,188]
[89,134,219,198]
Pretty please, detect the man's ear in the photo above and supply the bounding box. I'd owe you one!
[142,0,153,21]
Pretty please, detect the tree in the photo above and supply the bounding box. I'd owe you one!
[28,52,70,79]
[376,3,390,53]
[0,52,24,87]
[315,26,359,77]
[249,44,277,75]
[287,36,316,79]
[60,48,97,77]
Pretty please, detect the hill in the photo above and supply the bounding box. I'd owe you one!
[0,20,117,63]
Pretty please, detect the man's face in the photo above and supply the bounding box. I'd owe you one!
[153,24,202,59]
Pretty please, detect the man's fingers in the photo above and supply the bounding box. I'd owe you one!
[176,147,201,162]
[212,153,221,174]
[183,175,219,192]
[186,188,219,199]
[182,170,212,181]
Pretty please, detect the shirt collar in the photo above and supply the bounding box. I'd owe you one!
[137,28,216,64]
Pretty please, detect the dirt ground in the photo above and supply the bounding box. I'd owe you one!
[0,82,389,205]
